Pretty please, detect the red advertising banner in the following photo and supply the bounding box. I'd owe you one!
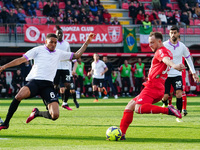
[24,25,122,44]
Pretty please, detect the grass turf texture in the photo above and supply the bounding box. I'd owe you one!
[0,97,200,150]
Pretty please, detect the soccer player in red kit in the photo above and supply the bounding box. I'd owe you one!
[119,32,186,140]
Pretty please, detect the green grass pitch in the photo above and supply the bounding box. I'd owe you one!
[0,97,200,150]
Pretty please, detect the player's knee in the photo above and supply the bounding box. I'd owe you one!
[176,91,182,98]
[15,93,24,101]
[134,104,141,113]
[51,113,59,120]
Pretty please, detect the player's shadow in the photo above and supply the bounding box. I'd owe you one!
[1,134,200,143]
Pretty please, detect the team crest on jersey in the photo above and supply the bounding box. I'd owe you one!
[108,26,120,42]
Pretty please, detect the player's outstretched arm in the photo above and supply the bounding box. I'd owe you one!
[0,56,27,73]
[162,57,186,71]
[73,33,95,59]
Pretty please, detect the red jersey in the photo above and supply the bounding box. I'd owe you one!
[147,46,173,85]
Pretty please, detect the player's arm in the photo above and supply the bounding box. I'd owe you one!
[73,33,95,59]
[72,61,78,76]
[162,57,186,71]
[101,67,108,76]
[185,56,199,82]
[0,56,27,73]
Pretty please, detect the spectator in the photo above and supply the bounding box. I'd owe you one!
[66,9,74,20]
[89,0,100,5]
[59,9,64,21]
[24,1,36,17]
[32,0,39,9]
[88,17,95,24]
[166,11,175,25]
[103,9,111,22]
[43,1,52,17]
[0,7,10,25]
[183,3,192,19]
[191,6,198,18]
[129,2,137,24]
[11,69,23,96]
[3,0,15,10]
[97,2,104,13]
[136,10,144,24]
[103,18,111,24]
[17,8,26,24]
[89,1,98,15]
[142,15,151,29]
[80,16,88,24]
[195,2,200,17]
[73,18,79,24]
[111,17,120,25]
[84,71,93,97]
[160,0,169,10]
[51,1,59,17]
[73,10,81,23]
[6,11,18,42]
[173,9,181,25]
[13,0,24,9]
[177,0,187,11]
[158,10,167,25]
[180,11,190,25]
[80,8,88,20]
[97,10,103,24]
[65,16,74,24]
[21,61,32,85]
[81,0,90,14]
[65,0,75,14]
[149,9,161,26]
[55,16,63,24]
[88,11,95,20]
[0,73,10,98]
[46,16,54,24]
[137,2,145,14]
[94,16,101,24]
[152,0,161,11]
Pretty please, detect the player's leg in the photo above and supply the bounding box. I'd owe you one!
[78,76,85,97]
[126,77,131,97]
[26,84,60,123]
[182,80,187,116]
[120,99,136,140]
[107,75,118,99]
[121,77,125,97]
[103,77,108,99]
[0,86,31,130]
[70,77,79,108]
[61,70,71,110]
[93,78,99,102]
[162,78,171,107]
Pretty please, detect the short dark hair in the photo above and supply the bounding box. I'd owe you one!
[46,33,57,39]
[149,32,163,41]
[170,25,179,32]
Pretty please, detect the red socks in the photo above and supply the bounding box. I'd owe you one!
[138,103,168,114]
[168,95,172,105]
[182,93,187,110]
[120,109,133,134]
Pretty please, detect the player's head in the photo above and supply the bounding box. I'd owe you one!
[124,60,128,65]
[77,57,82,62]
[138,57,142,63]
[149,32,163,52]
[45,33,57,51]
[103,56,108,63]
[93,53,99,61]
[169,26,180,42]
[56,26,63,42]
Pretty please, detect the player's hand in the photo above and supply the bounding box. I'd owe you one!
[100,72,104,76]
[192,73,199,83]
[173,64,186,71]
[86,33,96,44]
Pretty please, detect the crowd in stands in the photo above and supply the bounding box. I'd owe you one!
[128,0,200,26]
[0,0,120,25]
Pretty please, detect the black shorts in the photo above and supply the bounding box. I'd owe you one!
[165,76,183,95]
[60,77,75,90]
[92,78,104,88]
[54,70,71,85]
[25,80,59,108]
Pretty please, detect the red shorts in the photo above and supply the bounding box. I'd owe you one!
[133,81,165,104]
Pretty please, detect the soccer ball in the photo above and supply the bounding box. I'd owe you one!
[106,126,122,141]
